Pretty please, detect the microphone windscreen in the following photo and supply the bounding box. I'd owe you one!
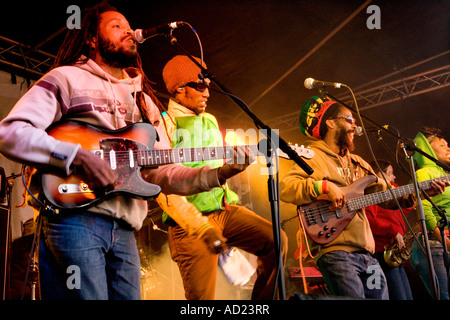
[355,126,364,136]
[304,78,314,89]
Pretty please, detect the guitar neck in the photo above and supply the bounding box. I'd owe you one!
[348,174,450,211]
[137,145,260,166]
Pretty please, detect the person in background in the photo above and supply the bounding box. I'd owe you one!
[409,126,450,300]
[366,160,415,300]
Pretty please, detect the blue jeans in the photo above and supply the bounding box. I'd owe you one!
[39,211,141,300]
[373,252,413,300]
[317,250,389,299]
[410,236,449,300]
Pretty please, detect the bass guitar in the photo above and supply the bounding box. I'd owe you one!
[41,121,314,209]
[298,174,449,244]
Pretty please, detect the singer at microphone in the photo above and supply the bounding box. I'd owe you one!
[132,21,184,43]
[304,78,343,90]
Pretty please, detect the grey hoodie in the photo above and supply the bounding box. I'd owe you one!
[0,59,221,229]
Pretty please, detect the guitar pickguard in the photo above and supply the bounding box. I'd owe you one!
[41,121,161,209]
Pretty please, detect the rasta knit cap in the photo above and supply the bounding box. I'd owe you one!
[299,96,340,140]
[162,55,207,95]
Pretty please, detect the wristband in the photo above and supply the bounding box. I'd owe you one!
[322,180,328,194]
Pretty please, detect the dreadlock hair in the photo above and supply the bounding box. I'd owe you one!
[52,2,168,120]
[53,2,118,68]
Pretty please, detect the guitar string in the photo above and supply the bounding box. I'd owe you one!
[301,175,448,224]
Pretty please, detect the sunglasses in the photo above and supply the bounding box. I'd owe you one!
[184,81,209,92]
[333,115,356,125]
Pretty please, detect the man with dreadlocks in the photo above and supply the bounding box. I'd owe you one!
[280,96,448,299]
[0,5,252,300]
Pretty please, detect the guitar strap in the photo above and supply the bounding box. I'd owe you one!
[350,157,373,181]
[134,91,160,142]
[134,91,151,124]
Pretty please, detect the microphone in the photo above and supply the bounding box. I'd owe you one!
[355,125,389,136]
[304,78,343,90]
[132,22,184,43]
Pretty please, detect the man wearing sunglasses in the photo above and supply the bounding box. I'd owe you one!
[160,55,288,300]
[280,96,448,299]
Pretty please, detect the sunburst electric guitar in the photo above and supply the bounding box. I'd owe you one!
[41,121,315,209]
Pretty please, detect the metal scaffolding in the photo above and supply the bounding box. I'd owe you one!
[264,51,450,132]
[0,35,56,79]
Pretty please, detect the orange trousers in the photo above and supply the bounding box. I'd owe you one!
[168,205,288,300]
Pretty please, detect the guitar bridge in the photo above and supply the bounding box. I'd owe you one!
[58,183,93,194]
[301,208,317,226]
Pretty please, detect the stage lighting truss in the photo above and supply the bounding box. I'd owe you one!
[266,54,450,132]
[0,35,55,80]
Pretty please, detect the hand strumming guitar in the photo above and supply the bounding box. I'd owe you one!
[72,148,118,189]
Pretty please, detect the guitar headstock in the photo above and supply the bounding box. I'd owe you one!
[277,144,315,160]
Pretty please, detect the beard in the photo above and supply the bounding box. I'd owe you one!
[335,125,355,152]
[97,35,137,69]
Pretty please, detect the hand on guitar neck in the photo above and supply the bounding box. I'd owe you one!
[217,145,256,184]
[72,148,118,189]
[426,179,450,196]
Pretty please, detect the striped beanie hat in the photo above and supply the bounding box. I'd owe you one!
[162,55,207,95]
[298,96,340,140]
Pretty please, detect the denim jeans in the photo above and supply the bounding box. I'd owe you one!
[373,252,413,300]
[317,250,389,299]
[410,236,449,300]
[39,211,141,300]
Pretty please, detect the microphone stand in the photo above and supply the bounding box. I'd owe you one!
[166,34,315,300]
[322,90,448,300]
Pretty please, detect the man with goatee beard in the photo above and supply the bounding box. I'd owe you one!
[280,96,448,299]
[0,5,253,300]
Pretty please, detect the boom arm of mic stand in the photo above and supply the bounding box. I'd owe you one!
[168,35,314,174]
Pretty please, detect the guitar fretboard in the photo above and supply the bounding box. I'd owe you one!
[137,145,260,166]
[348,174,449,211]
